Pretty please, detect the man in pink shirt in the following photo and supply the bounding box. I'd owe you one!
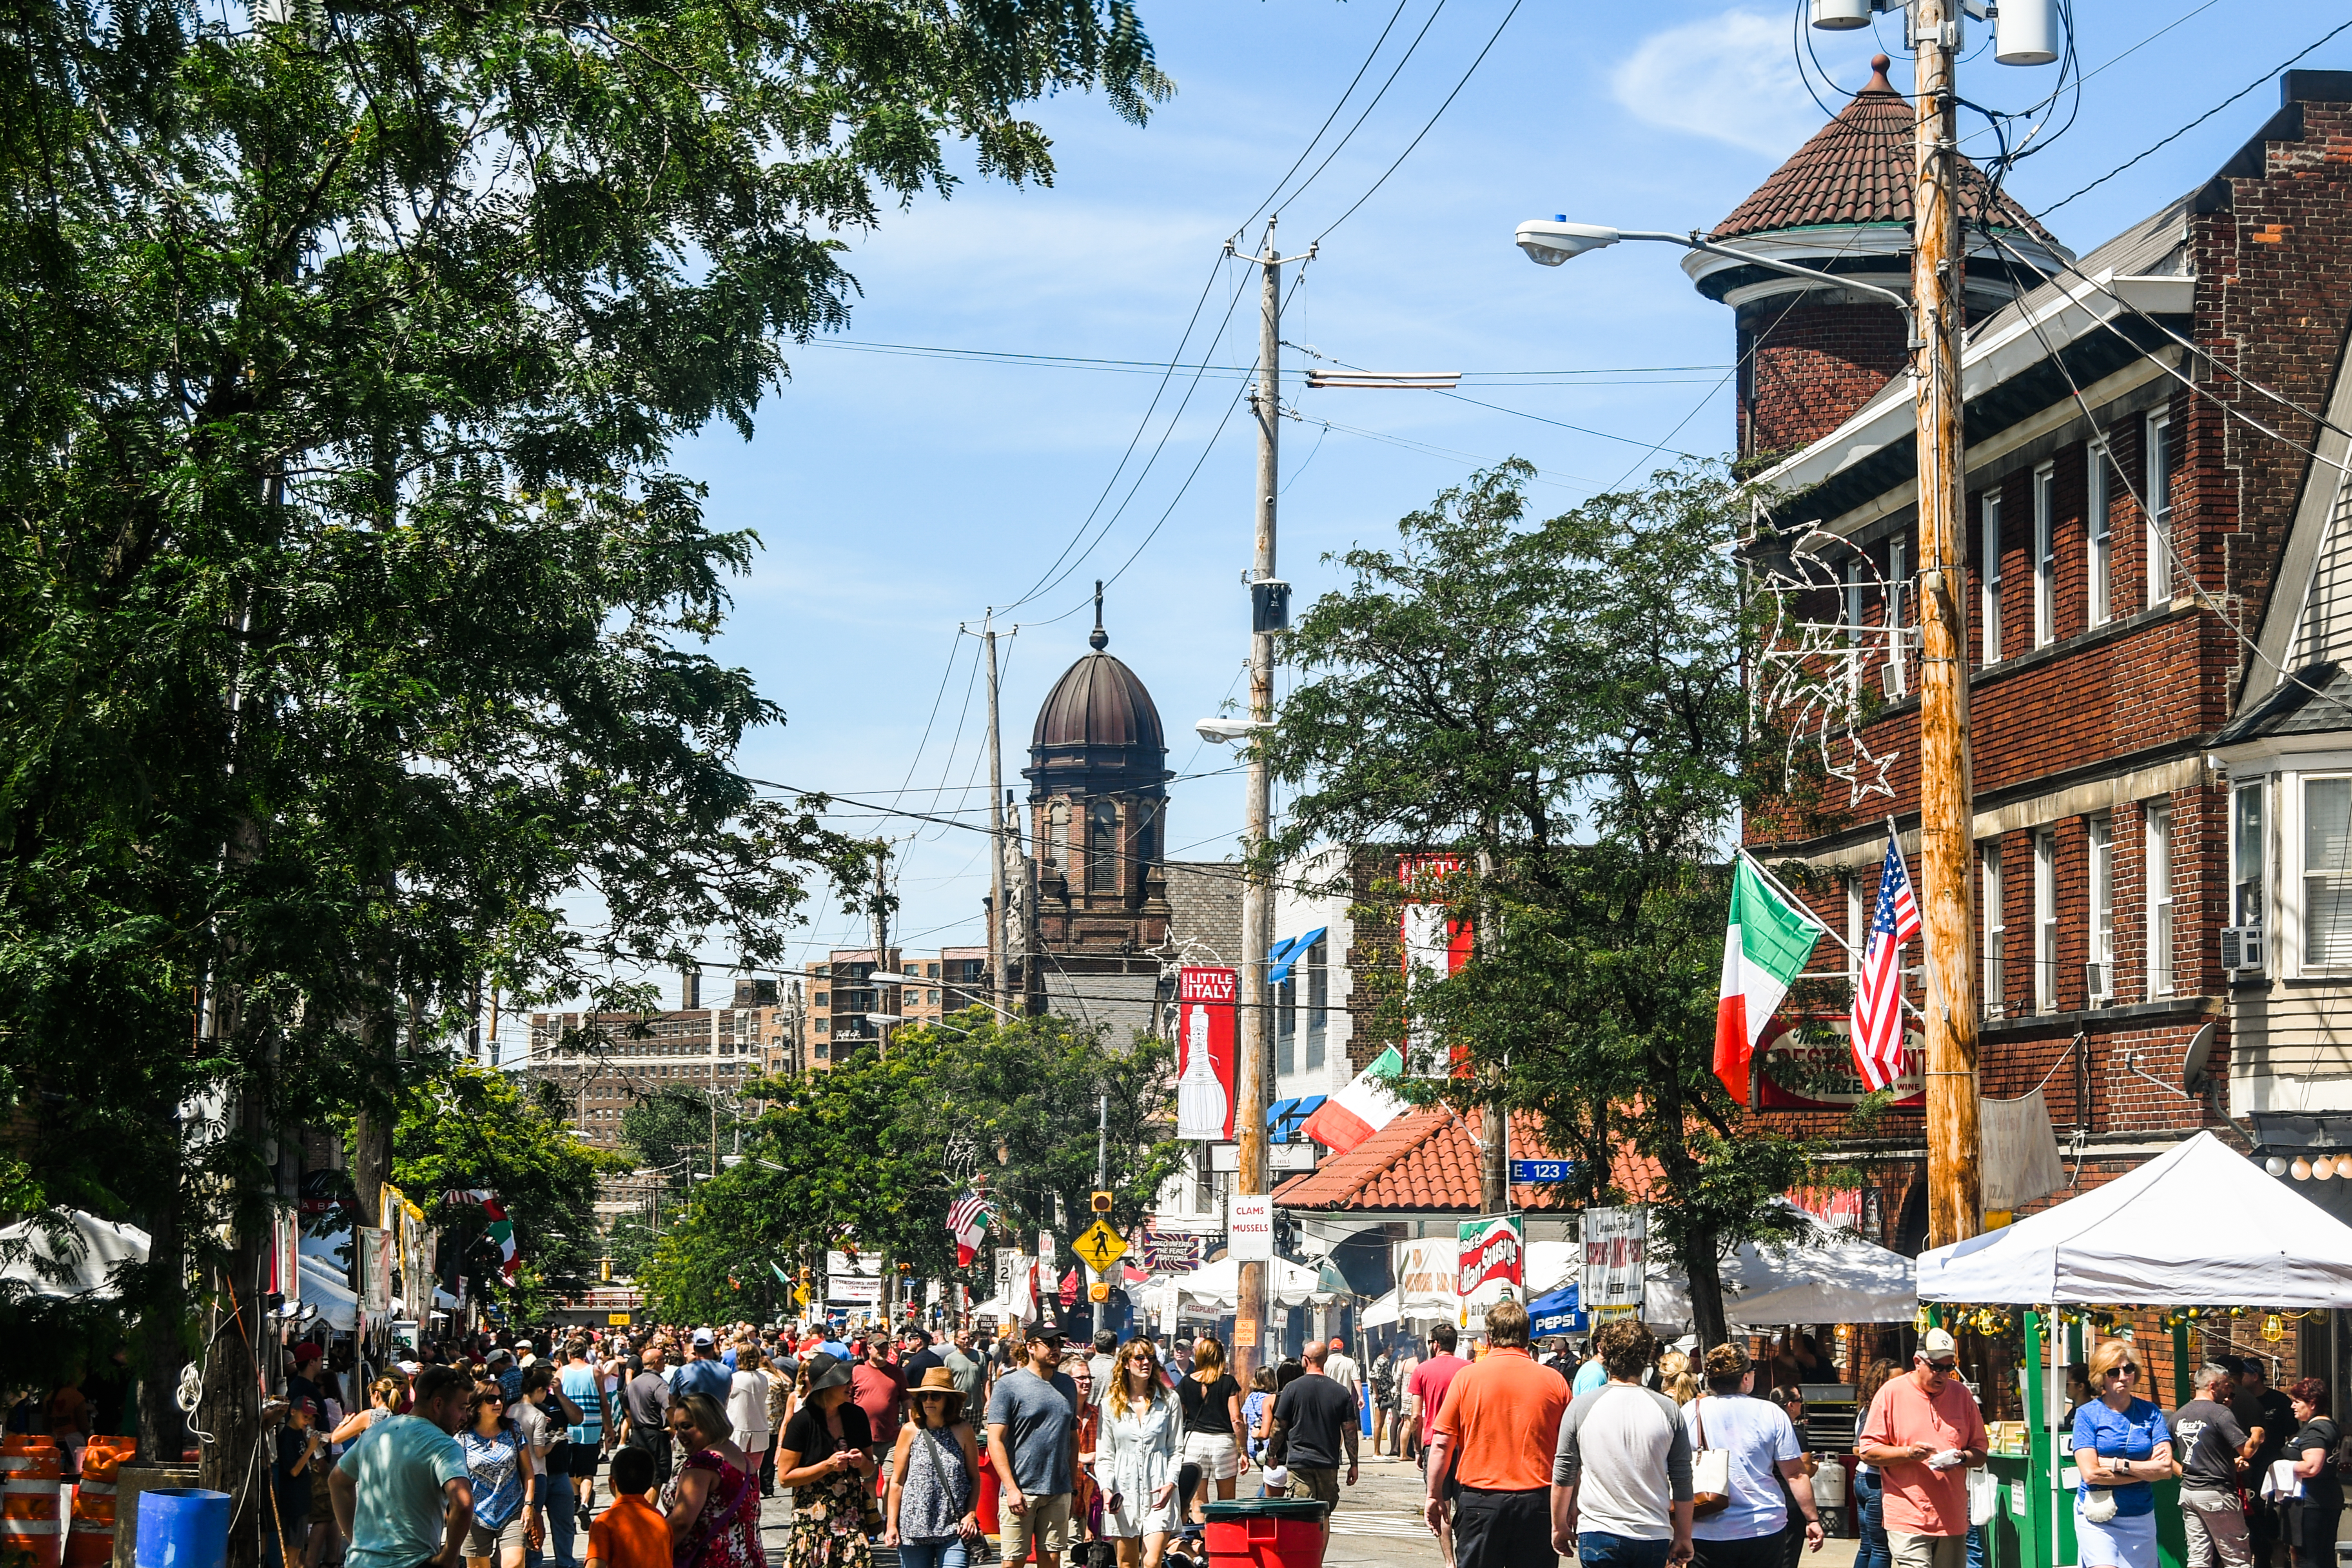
[1408,1323,1472,1568]
[1856,1329,1988,1568]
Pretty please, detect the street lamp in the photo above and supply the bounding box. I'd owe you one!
[1193,717,1266,746]
[1512,220,1916,330]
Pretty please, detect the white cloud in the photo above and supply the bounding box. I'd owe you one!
[1611,9,1827,156]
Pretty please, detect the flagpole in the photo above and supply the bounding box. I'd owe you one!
[1735,846,1855,957]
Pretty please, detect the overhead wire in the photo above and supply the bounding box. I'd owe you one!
[1310,0,1524,245]
[1264,0,1453,222]
[2034,14,2352,218]
[1233,0,1419,236]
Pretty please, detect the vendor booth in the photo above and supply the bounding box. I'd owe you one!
[1634,1202,1919,1332]
[1916,1131,2352,1568]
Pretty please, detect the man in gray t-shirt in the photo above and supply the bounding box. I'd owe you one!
[986,1327,1080,1568]
[1550,1319,1695,1564]
[2176,1361,2254,1568]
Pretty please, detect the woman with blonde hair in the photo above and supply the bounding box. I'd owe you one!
[1658,1349,1703,1406]
[1176,1336,1247,1519]
[1095,1340,1181,1568]
[2073,1339,2174,1568]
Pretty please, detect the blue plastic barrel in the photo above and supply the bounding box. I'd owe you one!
[134,1488,229,1568]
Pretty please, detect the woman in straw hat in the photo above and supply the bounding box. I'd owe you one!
[1094,1338,1182,1568]
[884,1369,980,1568]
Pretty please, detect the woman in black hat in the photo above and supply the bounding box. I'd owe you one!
[777,1352,880,1568]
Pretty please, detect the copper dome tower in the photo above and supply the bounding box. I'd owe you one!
[1023,585,1172,959]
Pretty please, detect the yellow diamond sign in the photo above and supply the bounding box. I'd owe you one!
[1073,1220,1128,1270]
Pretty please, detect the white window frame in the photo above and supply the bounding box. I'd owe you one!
[1846,875,1865,980]
[2234,779,2267,931]
[2147,414,2174,605]
[2087,815,2114,1004]
[2034,461,2058,647]
[1886,538,1909,697]
[1981,842,2005,1018]
[1845,560,1866,647]
[2034,830,2058,1013]
[2088,440,2112,627]
[1981,493,2004,664]
[2145,802,2174,998]
[2299,773,2352,976]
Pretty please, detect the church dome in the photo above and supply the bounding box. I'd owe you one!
[1025,591,1171,794]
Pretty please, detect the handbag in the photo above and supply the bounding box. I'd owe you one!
[1691,1400,1733,1519]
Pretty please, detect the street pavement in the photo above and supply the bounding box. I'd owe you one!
[750,1456,1862,1568]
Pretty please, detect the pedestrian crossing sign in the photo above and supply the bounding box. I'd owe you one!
[1073,1220,1128,1269]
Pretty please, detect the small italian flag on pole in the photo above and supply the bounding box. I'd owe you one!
[1714,857,1825,1103]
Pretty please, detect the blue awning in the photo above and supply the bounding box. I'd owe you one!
[1268,1095,1327,1143]
[1266,927,1328,987]
[1529,1282,1586,1338]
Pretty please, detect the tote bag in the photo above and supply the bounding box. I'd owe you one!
[1691,1401,1733,1519]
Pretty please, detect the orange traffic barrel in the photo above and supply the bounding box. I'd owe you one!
[2,1434,64,1568]
[65,1439,133,1568]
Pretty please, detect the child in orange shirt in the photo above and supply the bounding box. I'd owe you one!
[587,1447,670,1568]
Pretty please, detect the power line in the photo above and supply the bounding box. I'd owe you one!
[1311,0,1524,245]
[2035,15,2352,218]
[1232,0,1418,238]
[1266,0,1453,220]
[802,338,1727,383]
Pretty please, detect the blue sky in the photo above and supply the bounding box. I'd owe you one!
[639,0,2352,996]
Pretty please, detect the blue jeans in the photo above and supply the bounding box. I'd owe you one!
[897,1539,971,1568]
[528,1472,577,1568]
[1580,1534,1674,1568]
[1855,1469,1889,1568]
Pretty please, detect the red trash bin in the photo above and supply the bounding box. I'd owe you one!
[1205,1499,1330,1568]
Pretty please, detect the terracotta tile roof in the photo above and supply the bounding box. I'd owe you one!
[1273,1109,1662,1214]
[1715,56,2061,250]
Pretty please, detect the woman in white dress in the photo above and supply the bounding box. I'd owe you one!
[726,1345,775,1490]
[1094,1339,1182,1568]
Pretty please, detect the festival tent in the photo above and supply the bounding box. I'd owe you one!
[1361,1288,1400,1328]
[1174,1256,1333,1312]
[0,1211,151,1300]
[301,1254,361,1332]
[1638,1203,1916,1332]
[1917,1129,2352,1305]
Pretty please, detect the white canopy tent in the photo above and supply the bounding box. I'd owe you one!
[1918,1130,2352,1305]
[1637,1204,1917,1333]
[301,1255,361,1332]
[0,1211,151,1300]
[1174,1256,1332,1313]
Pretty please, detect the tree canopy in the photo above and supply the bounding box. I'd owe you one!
[1263,460,1826,1345]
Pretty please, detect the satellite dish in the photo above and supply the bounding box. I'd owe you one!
[2183,1021,2218,1092]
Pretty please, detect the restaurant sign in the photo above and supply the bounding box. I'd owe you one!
[1755,1016,1925,1110]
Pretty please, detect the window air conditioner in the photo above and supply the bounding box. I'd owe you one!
[2083,962,2112,1004]
[2221,925,2265,975]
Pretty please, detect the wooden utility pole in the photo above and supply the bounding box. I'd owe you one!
[870,842,895,1052]
[984,617,1013,1020]
[1912,0,1982,1251]
[1233,218,1281,1385]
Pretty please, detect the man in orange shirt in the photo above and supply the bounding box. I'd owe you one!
[584,1448,667,1568]
[1425,1301,1573,1568]
[1855,1328,1987,1568]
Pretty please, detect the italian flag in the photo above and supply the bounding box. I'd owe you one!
[1713,859,1824,1103]
[446,1189,520,1283]
[1301,1045,1409,1154]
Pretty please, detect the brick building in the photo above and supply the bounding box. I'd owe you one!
[1736,68,2352,1383]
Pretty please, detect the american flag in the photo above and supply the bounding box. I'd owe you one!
[1851,830,1921,1092]
[946,1189,995,1267]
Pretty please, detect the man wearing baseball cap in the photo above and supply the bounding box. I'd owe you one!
[985,1325,1080,1568]
[1855,1329,1987,1568]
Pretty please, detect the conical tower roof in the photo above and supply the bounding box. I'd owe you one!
[1715,56,2062,249]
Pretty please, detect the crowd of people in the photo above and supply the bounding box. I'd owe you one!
[20,1309,2340,1568]
[261,1314,1374,1568]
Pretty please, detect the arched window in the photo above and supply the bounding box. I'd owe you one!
[1088,799,1119,893]
[1045,799,1069,869]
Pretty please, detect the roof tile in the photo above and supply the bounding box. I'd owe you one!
[1716,60,2061,249]
[1273,1109,1661,1213]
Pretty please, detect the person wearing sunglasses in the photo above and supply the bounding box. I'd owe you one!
[2071,1341,2174,1568]
[1853,1329,1987,1568]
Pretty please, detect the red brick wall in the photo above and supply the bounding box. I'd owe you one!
[1739,302,1910,458]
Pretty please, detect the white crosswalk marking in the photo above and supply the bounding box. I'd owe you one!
[1328,1513,1437,1539]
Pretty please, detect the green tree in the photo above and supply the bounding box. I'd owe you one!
[383,1061,628,1320]
[621,1086,728,1187]
[0,0,1164,1504]
[1263,459,1817,1347]
[639,1010,1182,1320]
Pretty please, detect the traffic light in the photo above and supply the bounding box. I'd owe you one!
[1091,1190,1113,1215]
[601,1256,612,1282]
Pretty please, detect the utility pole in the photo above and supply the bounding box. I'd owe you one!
[871,841,895,1052]
[1912,0,1982,1251]
[1230,216,1312,1383]
[984,617,1013,1020]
